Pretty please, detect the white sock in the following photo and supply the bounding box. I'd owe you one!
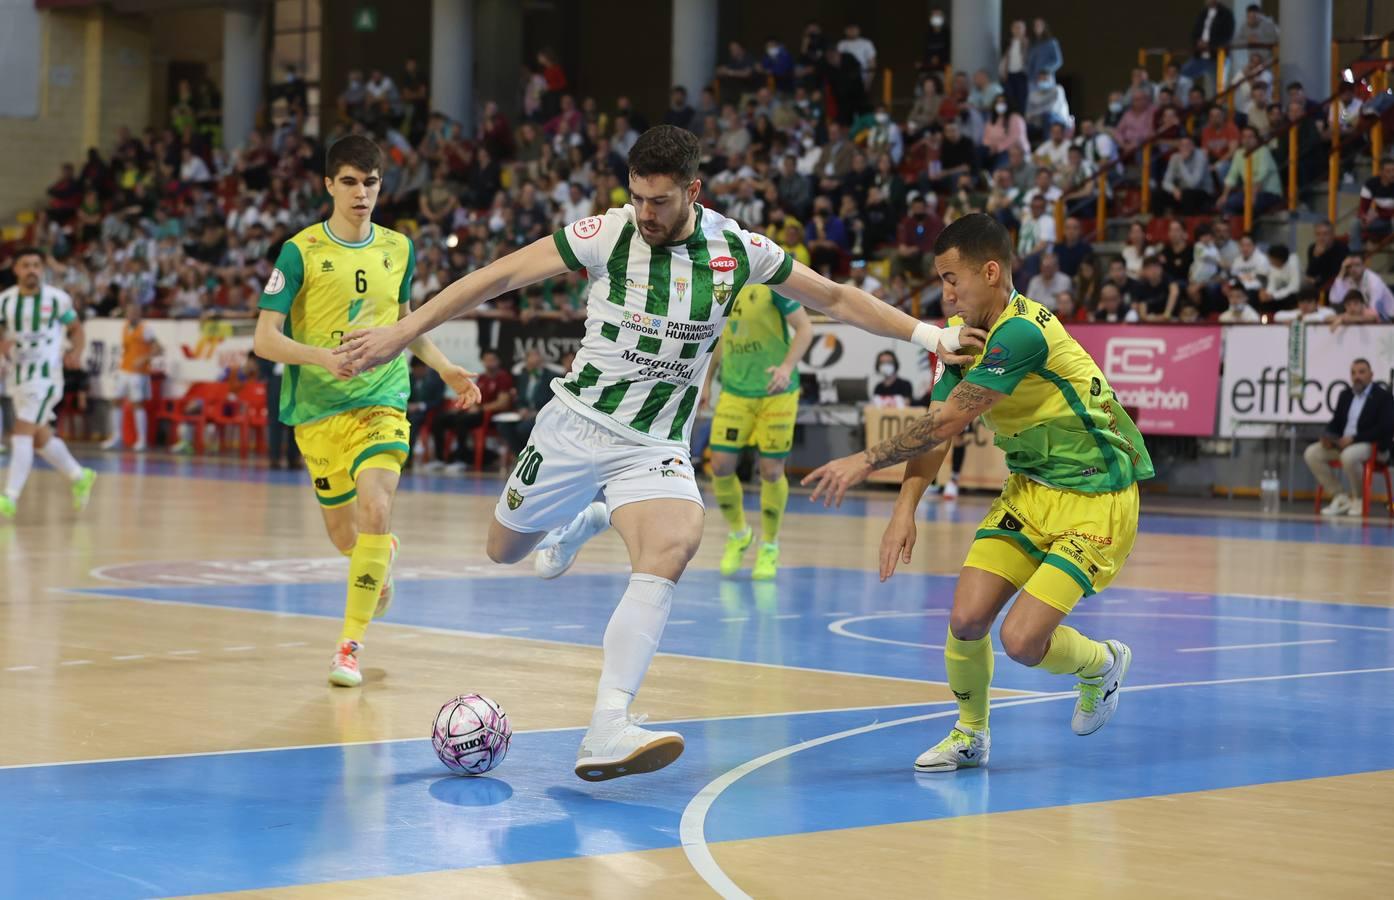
[37,437,84,480]
[5,434,34,501]
[108,404,122,442]
[133,407,147,445]
[540,500,610,550]
[592,573,675,725]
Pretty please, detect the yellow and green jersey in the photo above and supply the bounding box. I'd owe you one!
[932,291,1153,493]
[259,221,415,426]
[717,284,802,397]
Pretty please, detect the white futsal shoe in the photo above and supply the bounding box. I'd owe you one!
[914,723,990,773]
[534,501,609,580]
[1072,639,1132,736]
[574,713,685,782]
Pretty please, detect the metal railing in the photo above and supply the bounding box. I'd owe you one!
[1326,30,1394,223]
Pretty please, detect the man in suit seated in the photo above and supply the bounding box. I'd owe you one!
[1304,358,1394,517]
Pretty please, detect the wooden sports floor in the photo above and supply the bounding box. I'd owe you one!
[2,453,1392,899]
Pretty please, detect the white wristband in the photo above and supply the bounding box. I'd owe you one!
[912,321,964,353]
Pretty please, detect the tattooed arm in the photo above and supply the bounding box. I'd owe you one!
[802,380,1005,507]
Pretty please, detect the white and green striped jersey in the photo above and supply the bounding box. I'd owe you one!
[0,284,76,386]
[551,204,794,447]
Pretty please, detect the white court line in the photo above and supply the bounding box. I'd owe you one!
[222,646,256,652]
[1177,639,1337,653]
[773,614,802,620]
[720,616,749,623]
[498,626,531,633]
[554,624,584,631]
[4,666,36,672]
[670,620,697,626]
[59,660,93,667]
[826,610,1013,656]
[275,641,307,648]
[680,664,1394,899]
[112,655,145,661]
[167,650,199,656]
[0,699,963,771]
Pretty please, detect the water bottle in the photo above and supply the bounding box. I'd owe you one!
[1260,470,1281,515]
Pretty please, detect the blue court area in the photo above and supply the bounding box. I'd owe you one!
[4,567,1392,896]
[62,453,1394,547]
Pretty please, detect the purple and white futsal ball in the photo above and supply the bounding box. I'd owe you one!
[432,694,511,775]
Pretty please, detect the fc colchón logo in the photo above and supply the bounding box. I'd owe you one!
[383,254,393,271]
[506,488,525,510]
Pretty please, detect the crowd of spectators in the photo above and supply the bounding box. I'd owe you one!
[4,2,1394,336]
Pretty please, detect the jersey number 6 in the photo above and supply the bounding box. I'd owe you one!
[355,270,368,293]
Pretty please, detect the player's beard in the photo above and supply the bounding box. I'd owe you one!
[638,218,683,246]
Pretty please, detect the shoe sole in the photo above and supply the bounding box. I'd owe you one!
[915,752,988,774]
[1075,642,1132,736]
[536,551,577,581]
[574,736,685,782]
[328,670,362,687]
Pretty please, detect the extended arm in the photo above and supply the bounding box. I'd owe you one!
[767,306,815,393]
[803,380,1004,507]
[339,236,570,372]
[253,309,344,375]
[402,302,481,407]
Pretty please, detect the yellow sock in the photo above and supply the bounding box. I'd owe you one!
[341,532,393,642]
[944,630,994,731]
[712,474,748,534]
[759,475,788,544]
[1036,624,1111,678]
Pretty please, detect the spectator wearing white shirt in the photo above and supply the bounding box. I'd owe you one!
[1218,279,1261,322]
[1026,252,1072,309]
[837,23,878,89]
[612,115,639,160]
[179,148,211,184]
[1229,234,1271,297]
[1328,255,1394,321]
[558,182,593,226]
[1273,290,1336,324]
[1033,122,1071,171]
[1020,166,1063,213]
[1258,244,1301,313]
[1016,193,1057,258]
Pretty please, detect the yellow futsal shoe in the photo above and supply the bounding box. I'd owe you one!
[0,496,15,520]
[72,468,97,511]
[751,542,780,581]
[373,534,400,619]
[914,723,990,773]
[719,527,753,576]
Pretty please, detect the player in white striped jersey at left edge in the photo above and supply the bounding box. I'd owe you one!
[338,126,986,782]
[0,247,96,519]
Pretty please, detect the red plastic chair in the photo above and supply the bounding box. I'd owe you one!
[154,382,230,454]
[1314,455,1394,518]
[230,381,268,459]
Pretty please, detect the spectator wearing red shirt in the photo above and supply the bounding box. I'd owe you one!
[1200,105,1240,178]
[1115,90,1156,160]
[1358,157,1394,243]
[47,164,84,225]
[430,349,514,472]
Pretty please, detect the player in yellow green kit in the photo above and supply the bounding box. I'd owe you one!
[805,214,1152,772]
[701,282,814,580]
[253,135,478,687]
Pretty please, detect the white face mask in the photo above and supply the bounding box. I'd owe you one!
[875,112,890,125]
[930,14,945,27]
[995,103,1008,115]
[879,363,897,378]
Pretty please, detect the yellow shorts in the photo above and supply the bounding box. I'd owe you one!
[710,390,799,458]
[964,473,1139,614]
[294,406,412,508]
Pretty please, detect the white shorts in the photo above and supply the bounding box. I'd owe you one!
[493,400,704,534]
[112,372,152,403]
[8,379,64,425]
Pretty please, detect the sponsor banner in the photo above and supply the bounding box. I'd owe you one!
[1219,324,1394,435]
[804,321,937,401]
[1070,324,1222,436]
[83,318,480,399]
[484,317,585,371]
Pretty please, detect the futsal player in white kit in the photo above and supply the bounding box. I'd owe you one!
[338,126,984,781]
[0,247,96,519]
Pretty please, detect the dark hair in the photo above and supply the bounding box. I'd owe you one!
[932,213,1013,267]
[1354,357,1372,368]
[12,246,45,264]
[1267,243,1290,263]
[325,134,383,178]
[628,125,701,183]
[1194,222,1213,239]
[1345,291,1367,306]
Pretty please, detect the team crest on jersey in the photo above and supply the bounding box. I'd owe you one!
[506,488,525,510]
[674,277,688,299]
[382,254,393,271]
[713,282,733,307]
[265,268,286,294]
[572,216,603,239]
[749,234,763,247]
